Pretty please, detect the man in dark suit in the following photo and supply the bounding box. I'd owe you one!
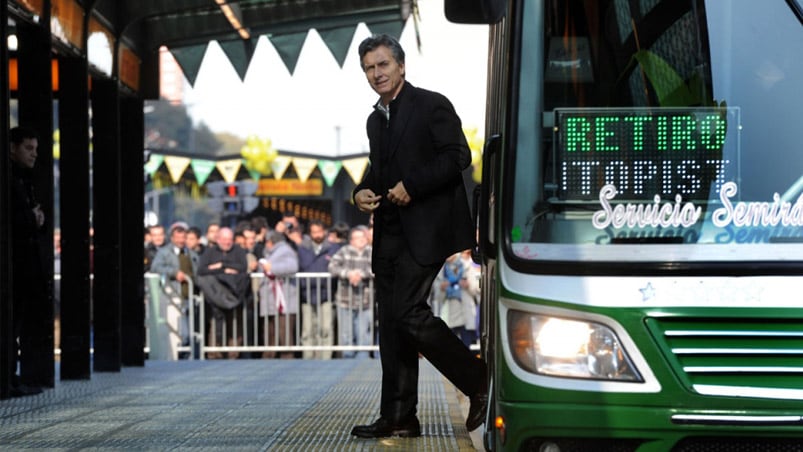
[351,34,488,438]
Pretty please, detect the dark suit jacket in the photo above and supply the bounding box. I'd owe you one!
[355,81,475,266]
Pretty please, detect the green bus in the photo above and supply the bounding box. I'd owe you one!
[447,0,803,450]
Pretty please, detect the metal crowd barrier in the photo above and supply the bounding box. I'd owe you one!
[145,272,381,360]
[58,272,478,360]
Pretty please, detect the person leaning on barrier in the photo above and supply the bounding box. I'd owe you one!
[238,224,260,355]
[297,219,341,359]
[436,251,478,347]
[328,226,373,359]
[144,224,166,272]
[203,222,219,249]
[274,211,312,251]
[257,230,299,358]
[195,227,250,357]
[186,226,204,255]
[250,215,269,258]
[150,223,198,354]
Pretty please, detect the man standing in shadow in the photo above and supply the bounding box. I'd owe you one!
[8,126,46,397]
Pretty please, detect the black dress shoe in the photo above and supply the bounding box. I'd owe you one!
[351,416,421,438]
[466,392,488,431]
[10,383,43,398]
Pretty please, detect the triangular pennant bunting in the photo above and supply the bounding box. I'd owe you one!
[318,160,342,187]
[216,159,243,183]
[317,26,358,67]
[247,167,261,181]
[270,155,292,180]
[342,157,370,184]
[267,31,308,75]
[169,43,209,86]
[164,156,192,183]
[144,154,164,176]
[366,20,407,41]
[292,157,318,183]
[190,159,216,186]
[218,39,256,81]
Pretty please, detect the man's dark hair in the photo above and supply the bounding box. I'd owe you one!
[267,230,286,244]
[358,34,405,70]
[308,219,325,230]
[251,215,269,232]
[187,226,202,237]
[332,221,350,241]
[10,126,38,145]
[235,219,252,235]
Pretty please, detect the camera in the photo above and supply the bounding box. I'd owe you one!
[284,222,294,230]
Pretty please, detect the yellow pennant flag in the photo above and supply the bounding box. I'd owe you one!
[292,157,318,183]
[342,157,369,184]
[164,156,191,184]
[270,155,293,180]
[216,159,243,183]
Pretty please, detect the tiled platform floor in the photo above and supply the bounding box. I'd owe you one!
[0,358,479,451]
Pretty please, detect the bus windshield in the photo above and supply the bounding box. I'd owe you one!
[510,0,803,263]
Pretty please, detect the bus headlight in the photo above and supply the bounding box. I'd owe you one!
[508,310,642,381]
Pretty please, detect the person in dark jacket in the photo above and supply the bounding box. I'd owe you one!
[196,227,249,357]
[350,35,487,438]
[8,126,46,397]
[297,220,340,359]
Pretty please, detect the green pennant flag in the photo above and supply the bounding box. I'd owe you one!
[317,26,358,68]
[144,154,164,176]
[247,167,261,181]
[268,31,308,75]
[169,43,209,86]
[191,159,216,186]
[218,39,256,81]
[318,160,342,187]
[366,20,406,41]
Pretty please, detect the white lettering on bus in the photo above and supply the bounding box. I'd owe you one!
[592,184,702,229]
[712,181,803,228]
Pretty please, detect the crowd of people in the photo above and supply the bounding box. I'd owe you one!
[142,211,479,360]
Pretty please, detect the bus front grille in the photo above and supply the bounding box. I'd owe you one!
[647,317,803,400]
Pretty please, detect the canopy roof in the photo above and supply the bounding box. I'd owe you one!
[88,0,412,85]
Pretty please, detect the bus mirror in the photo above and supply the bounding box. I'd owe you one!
[445,0,506,24]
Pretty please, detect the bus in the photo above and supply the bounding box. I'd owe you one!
[446,0,803,450]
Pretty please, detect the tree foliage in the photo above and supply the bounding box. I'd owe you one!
[144,99,222,156]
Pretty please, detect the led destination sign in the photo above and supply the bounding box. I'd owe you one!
[555,108,738,201]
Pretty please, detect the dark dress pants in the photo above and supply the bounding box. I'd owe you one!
[374,232,485,421]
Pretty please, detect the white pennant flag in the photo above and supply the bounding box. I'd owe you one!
[292,157,318,183]
[342,157,369,184]
[270,155,292,180]
[164,156,191,184]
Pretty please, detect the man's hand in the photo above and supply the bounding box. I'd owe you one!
[348,270,363,286]
[208,262,223,270]
[259,258,272,274]
[387,181,411,206]
[176,270,188,282]
[355,189,381,213]
[287,230,303,245]
[32,205,44,227]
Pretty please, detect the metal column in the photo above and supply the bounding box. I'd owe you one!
[16,19,55,388]
[58,54,92,380]
[120,95,146,366]
[91,78,122,372]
